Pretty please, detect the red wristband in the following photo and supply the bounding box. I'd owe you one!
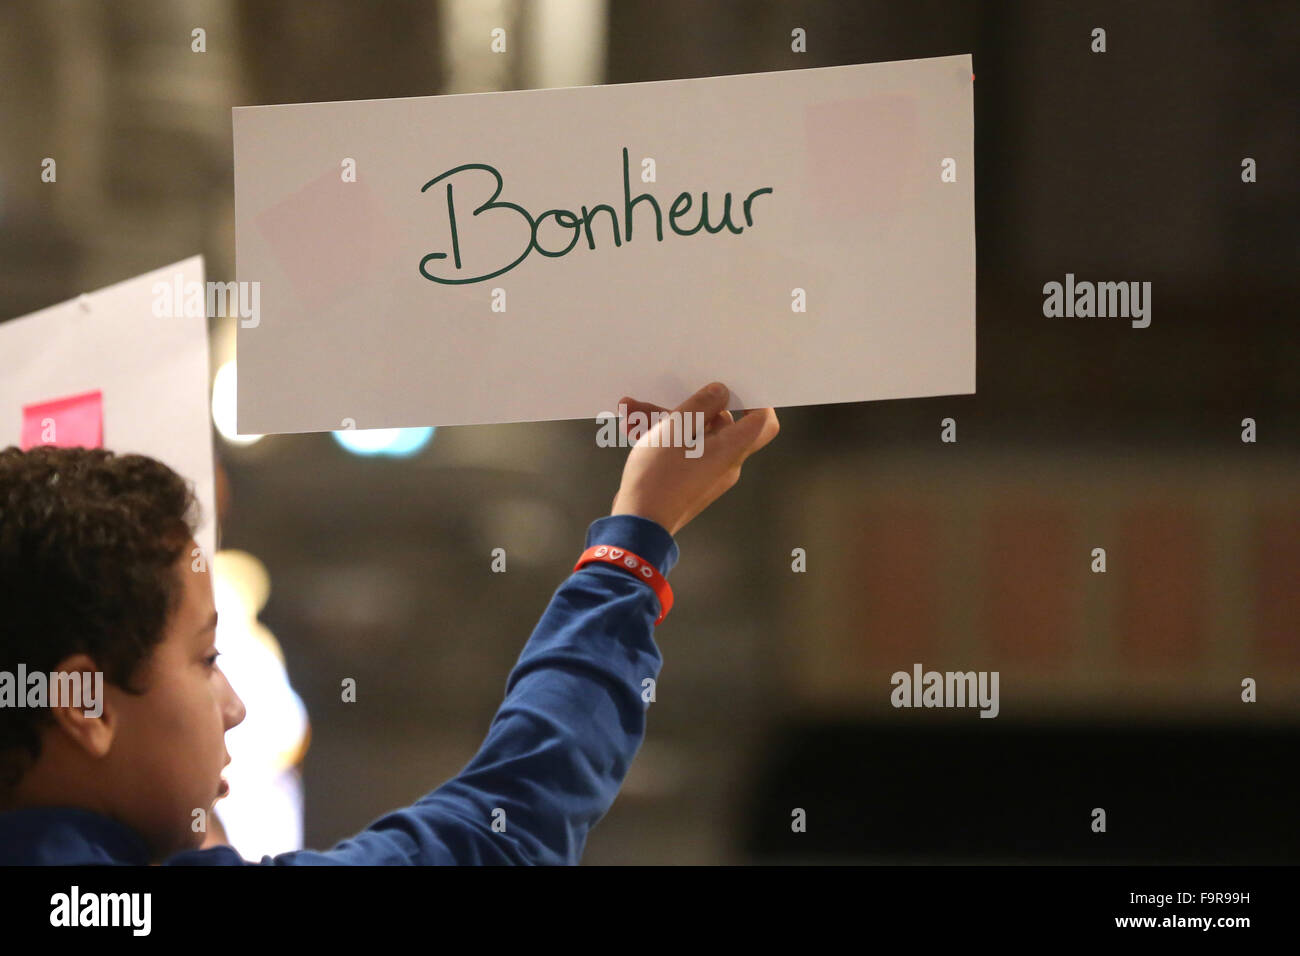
[573,545,674,626]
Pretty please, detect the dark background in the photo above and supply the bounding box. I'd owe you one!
[1,0,1296,863]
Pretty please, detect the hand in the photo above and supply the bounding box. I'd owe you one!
[609,382,779,537]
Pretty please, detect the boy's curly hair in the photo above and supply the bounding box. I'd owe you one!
[0,445,200,793]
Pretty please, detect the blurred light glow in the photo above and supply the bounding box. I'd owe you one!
[212,360,263,446]
[211,549,309,857]
[214,547,271,619]
[216,768,303,860]
[332,425,434,457]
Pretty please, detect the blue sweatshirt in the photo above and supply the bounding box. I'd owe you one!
[0,514,677,865]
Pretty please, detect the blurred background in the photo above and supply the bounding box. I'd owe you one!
[1,0,1296,863]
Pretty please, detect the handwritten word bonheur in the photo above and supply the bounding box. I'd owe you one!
[419,147,774,285]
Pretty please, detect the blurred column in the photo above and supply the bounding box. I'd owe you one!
[37,0,244,290]
[521,0,608,90]
[438,0,521,93]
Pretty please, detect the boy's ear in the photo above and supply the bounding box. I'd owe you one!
[46,653,116,759]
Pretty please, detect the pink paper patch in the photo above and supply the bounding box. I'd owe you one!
[254,169,385,312]
[803,94,919,222]
[21,390,103,450]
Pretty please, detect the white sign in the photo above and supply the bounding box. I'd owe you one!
[0,256,217,560]
[233,54,975,434]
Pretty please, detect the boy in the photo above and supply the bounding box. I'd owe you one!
[0,382,778,864]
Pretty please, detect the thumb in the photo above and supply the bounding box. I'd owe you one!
[675,381,730,419]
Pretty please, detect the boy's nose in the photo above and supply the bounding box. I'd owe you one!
[224,683,248,729]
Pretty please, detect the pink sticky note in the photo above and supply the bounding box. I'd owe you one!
[21,390,103,450]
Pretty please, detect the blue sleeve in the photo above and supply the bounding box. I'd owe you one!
[164,514,678,866]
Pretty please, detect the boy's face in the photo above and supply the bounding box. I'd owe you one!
[104,541,246,858]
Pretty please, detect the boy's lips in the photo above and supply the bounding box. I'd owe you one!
[217,778,230,798]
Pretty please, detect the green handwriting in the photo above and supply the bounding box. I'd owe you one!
[419,147,773,285]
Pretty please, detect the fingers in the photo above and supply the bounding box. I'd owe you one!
[675,381,732,420]
[617,396,665,417]
[705,409,734,434]
[620,399,730,434]
[617,397,660,440]
[610,382,779,537]
[619,384,774,456]
[620,383,729,421]
[617,396,658,411]
[712,405,780,463]
[620,387,733,440]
